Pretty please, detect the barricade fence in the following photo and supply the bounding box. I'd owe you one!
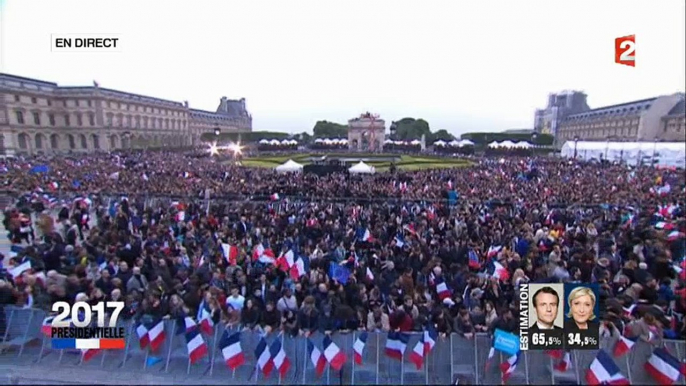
[1,306,684,385]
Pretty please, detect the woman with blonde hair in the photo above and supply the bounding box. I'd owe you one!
[564,286,599,331]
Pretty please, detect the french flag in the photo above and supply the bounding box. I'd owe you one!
[252,243,276,265]
[667,231,684,242]
[277,249,295,271]
[365,267,375,282]
[176,316,197,335]
[447,180,453,190]
[613,335,637,357]
[82,347,100,362]
[644,348,686,385]
[553,352,572,372]
[323,335,346,371]
[221,243,239,266]
[146,319,166,353]
[385,332,409,361]
[468,250,480,269]
[270,193,280,201]
[41,316,55,337]
[655,221,675,230]
[423,326,437,354]
[219,331,245,370]
[255,337,274,377]
[586,350,630,385]
[435,278,452,302]
[136,322,150,349]
[197,307,214,335]
[500,352,520,383]
[185,328,208,364]
[622,304,636,318]
[487,245,502,259]
[545,349,564,360]
[353,332,368,365]
[269,339,291,377]
[308,340,327,378]
[358,228,375,243]
[485,347,496,371]
[290,257,307,280]
[493,261,510,282]
[409,333,429,370]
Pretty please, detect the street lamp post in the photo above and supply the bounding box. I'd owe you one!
[214,127,220,137]
[651,137,658,166]
[573,136,579,159]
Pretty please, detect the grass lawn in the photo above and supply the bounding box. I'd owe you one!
[240,153,471,171]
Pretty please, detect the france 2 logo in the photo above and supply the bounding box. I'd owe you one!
[615,35,636,67]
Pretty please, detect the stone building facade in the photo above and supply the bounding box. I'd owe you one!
[555,93,685,144]
[0,73,252,155]
[347,113,385,151]
[534,90,685,147]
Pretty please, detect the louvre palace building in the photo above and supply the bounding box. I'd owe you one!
[0,73,252,155]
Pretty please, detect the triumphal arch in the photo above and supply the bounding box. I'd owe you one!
[347,112,385,151]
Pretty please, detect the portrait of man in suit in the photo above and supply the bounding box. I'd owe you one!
[529,285,563,331]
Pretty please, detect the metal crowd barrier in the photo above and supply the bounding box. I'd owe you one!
[1,306,684,385]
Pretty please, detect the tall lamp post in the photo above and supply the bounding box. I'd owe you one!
[214,127,220,137]
[531,133,538,156]
[651,137,658,166]
[573,136,579,160]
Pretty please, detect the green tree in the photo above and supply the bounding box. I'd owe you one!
[312,121,348,138]
[394,118,431,141]
[432,129,455,141]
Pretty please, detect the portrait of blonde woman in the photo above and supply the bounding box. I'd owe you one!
[564,286,599,331]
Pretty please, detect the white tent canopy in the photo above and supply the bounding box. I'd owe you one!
[500,140,516,148]
[560,141,686,168]
[259,139,269,144]
[514,141,533,149]
[275,159,304,173]
[433,140,447,146]
[459,139,475,146]
[349,161,376,174]
[488,141,500,148]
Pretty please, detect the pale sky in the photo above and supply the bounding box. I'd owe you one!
[1,0,684,135]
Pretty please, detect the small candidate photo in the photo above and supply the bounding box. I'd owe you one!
[564,284,600,331]
[528,283,564,331]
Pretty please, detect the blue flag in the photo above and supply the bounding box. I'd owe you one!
[29,165,49,174]
[329,263,351,285]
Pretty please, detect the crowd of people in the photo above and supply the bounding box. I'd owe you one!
[0,149,684,345]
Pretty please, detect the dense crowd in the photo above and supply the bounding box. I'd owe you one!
[0,150,684,344]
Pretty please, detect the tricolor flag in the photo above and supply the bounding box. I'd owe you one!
[221,243,239,266]
[385,332,409,361]
[322,335,346,371]
[468,250,480,269]
[276,249,295,272]
[136,322,150,349]
[185,327,208,364]
[493,261,510,282]
[644,348,686,385]
[270,193,280,201]
[308,339,327,378]
[622,305,636,318]
[435,278,453,305]
[252,243,276,265]
[667,231,684,242]
[485,347,496,371]
[409,329,436,370]
[197,307,214,335]
[353,332,368,365]
[553,352,572,372]
[269,339,291,377]
[613,335,637,357]
[423,326,437,355]
[176,316,197,335]
[487,245,502,259]
[585,350,629,385]
[146,318,166,353]
[655,221,675,230]
[41,316,55,337]
[255,337,274,377]
[358,228,375,243]
[365,267,375,282]
[500,352,520,383]
[545,349,564,360]
[289,257,307,280]
[219,331,245,370]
